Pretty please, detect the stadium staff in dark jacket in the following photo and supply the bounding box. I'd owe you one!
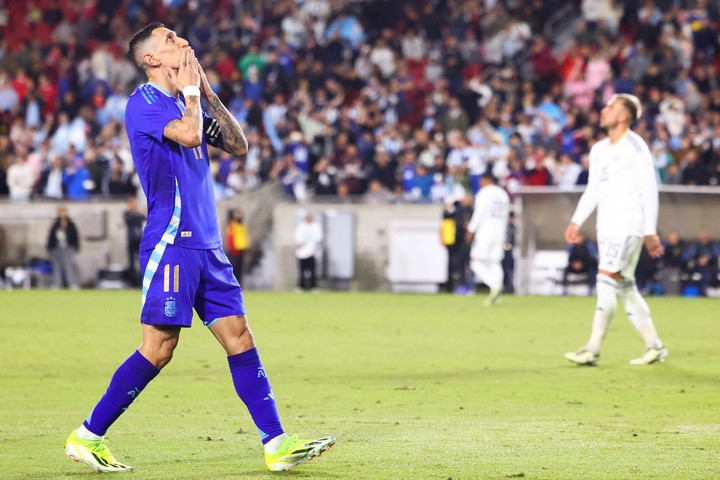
[46,206,80,289]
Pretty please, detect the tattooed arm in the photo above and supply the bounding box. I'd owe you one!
[199,66,248,155]
[163,47,203,147]
[163,94,203,147]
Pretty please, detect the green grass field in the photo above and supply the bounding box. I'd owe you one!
[1,290,718,479]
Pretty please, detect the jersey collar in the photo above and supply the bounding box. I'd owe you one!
[146,82,174,97]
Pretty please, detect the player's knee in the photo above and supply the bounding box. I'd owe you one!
[139,344,176,369]
[155,349,175,369]
[212,315,255,355]
[595,273,618,313]
[139,324,180,368]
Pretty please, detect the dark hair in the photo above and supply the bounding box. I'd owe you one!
[613,93,642,122]
[481,172,498,184]
[619,97,638,122]
[128,22,165,70]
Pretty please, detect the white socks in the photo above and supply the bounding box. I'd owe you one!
[76,424,103,441]
[617,280,663,349]
[586,274,618,353]
[470,259,504,290]
[264,433,288,453]
[586,275,663,354]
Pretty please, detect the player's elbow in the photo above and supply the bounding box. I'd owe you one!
[231,143,248,156]
[177,131,203,148]
[165,122,203,148]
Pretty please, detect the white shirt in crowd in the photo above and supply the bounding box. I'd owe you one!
[294,216,324,260]
[7,160,35,201]
[571,130,658,238]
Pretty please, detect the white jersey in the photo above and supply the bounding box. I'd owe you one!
[571,130,659,239]
[468,184,510,260]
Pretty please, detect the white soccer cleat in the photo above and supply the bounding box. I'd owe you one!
[564,348,600,366]
[629,347,669,366]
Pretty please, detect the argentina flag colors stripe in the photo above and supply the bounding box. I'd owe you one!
[141,179,182,306]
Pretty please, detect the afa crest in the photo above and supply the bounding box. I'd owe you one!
[165,297,177,317]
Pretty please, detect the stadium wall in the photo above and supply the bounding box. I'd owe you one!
[272,187,720,292]
[0,183,284,288]
[1,185,717,291]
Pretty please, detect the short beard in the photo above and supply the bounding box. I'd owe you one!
[601,120,619,131]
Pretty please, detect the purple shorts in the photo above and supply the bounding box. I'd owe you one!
[139,245,245,328]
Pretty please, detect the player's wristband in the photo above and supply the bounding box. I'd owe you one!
[182,85,201,97]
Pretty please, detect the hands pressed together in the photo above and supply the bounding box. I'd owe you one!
[165,46,213,97]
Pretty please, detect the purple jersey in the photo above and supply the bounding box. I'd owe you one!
[125,82,221,251]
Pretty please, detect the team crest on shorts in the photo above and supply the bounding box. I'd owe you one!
[165,297,177,317]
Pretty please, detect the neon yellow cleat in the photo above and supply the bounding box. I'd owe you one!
[265,434,335,471]
[65,430,133,473]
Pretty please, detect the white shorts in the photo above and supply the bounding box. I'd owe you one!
[598,236,642,278]
[470,239,504,262]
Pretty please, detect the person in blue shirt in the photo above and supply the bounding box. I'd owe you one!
[64,23,334,474]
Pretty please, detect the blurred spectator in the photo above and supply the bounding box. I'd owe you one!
[38,156,65,199]
[363,178,395,204]
[662,231,687,270]
[0,72,19,113]
[575,154,590,185]
[562,231,598,296]
[635,246,661,295]
[0,0,718,207]
[502,210,516,294]
[294,211,323,292]
[6,145,35,201]
[657,230,686,296]
[46,206,80,290]
[555,153,582,190]
[225,208,250,287]
[682,231,720,296]
[107,159,134,196]
[63,148,91,200]
[123,195,145,287]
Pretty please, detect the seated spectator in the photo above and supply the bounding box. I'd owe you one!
[363,178,395,204]
[636,246,661,295]
[107,159,135,197]
[6,145,35,201]
[368,146,397,192]
[563,231,598,296]
[657,230,686,296]
[661,231,686,270]
[682,231,720,296]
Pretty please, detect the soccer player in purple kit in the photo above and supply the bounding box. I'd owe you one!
[64,23,334,473]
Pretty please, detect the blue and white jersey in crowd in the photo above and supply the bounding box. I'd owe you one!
[286,141,310,174]
[125,82,222,251]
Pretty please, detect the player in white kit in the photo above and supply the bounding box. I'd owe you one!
[466,173,511,306]
[564,94,668,366]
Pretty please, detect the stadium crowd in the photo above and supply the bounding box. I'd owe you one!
[0,0,719,205]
